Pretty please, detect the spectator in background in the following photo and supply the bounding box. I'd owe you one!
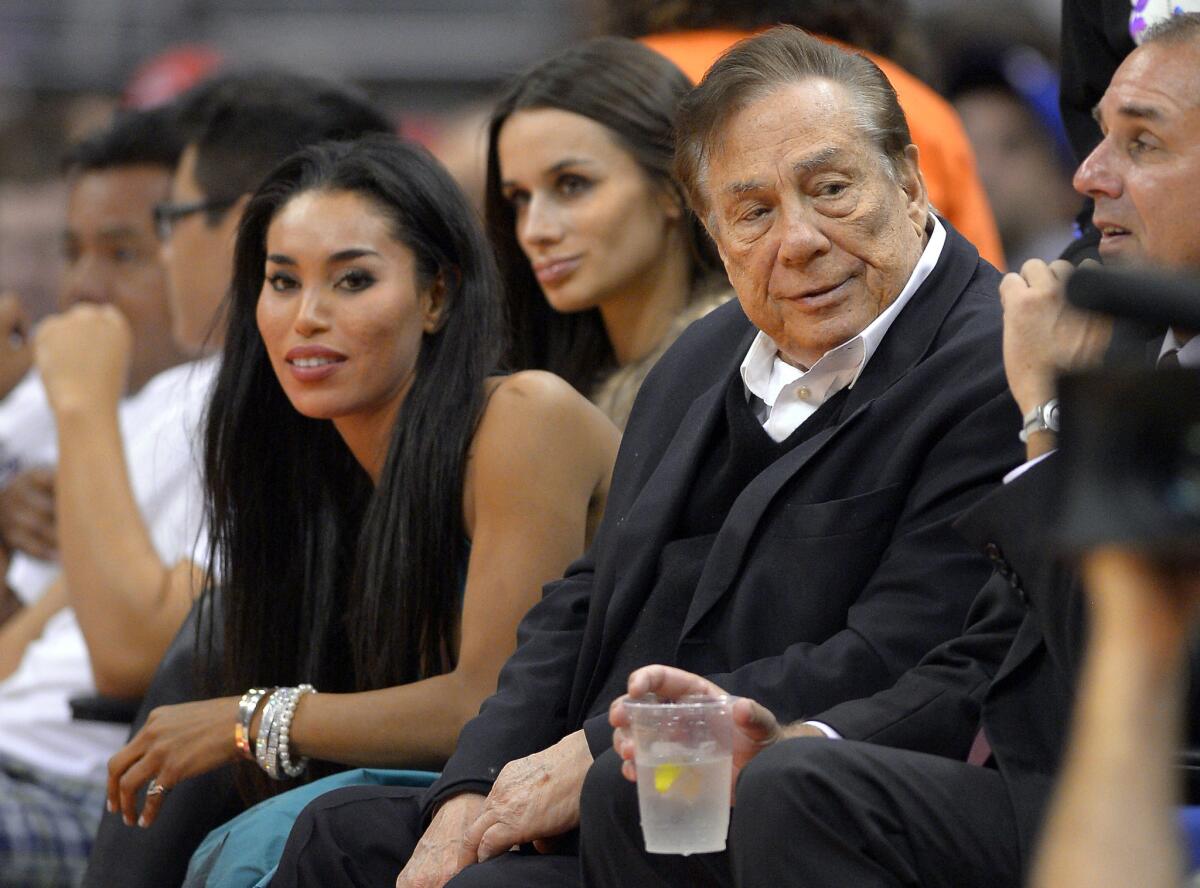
[948,45,1078,265]
[488,37,728,429]
[0,106,193,888]
[603,0,1008,270]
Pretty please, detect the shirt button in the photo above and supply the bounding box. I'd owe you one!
[797,387,811,399]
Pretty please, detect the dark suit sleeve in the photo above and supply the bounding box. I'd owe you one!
[812,568,1022,756]
[607,383,1022,737]
[420,555,594,816]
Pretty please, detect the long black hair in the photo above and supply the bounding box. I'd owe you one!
[203,135,505,714]
[485,36,721,396]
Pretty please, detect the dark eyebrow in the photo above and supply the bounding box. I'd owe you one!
[266,248,381,266]
[1093,102,1165,124]
[96,226,142,240]
[793,146,842,174]
[723,179,767,197]
[722,146,846,197]
[547,157,597,174]
[329,248,380,263]
[501,157,599,191]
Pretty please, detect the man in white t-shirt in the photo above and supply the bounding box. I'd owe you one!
[0,105,207,888]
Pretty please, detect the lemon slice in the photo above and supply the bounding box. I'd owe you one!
[654,763,683,794]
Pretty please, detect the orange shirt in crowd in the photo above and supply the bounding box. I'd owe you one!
[641,30,1007,270]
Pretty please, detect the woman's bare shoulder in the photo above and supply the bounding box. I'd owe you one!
[483,370,611,429]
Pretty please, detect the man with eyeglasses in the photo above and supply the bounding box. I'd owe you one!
[0,105,200,888]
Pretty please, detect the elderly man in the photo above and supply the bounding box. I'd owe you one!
[586,15,1200,888]
[268,27,1022,888]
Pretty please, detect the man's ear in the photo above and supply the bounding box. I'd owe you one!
[655,183,686,224]
[898,144,929,233]
[421,270,451,334]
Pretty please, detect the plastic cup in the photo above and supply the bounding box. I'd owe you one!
[625,694,734,855]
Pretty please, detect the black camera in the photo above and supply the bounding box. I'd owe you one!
[1057,266,1200,562]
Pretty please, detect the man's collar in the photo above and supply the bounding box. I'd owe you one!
[1160,328,1200,368]
[740,214,947,403]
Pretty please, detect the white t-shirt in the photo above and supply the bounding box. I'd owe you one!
[0,371,62,605]
[0,356,218,782]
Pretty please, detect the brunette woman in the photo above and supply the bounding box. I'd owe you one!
[489,37,728,428]
[105,136,618,834]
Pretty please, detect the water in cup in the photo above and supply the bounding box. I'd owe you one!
[635,739,731,854]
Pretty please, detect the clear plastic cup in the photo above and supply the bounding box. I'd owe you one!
[625,694,734,855]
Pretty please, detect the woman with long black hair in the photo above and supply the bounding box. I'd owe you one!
[487,37,728,429]
[104,135,617,831]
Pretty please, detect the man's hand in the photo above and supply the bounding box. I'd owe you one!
[610,665,785,804]
[35,304,132,416]
[395,793,486,888]
[462,730,592,865]
[0,468,56,561]
[998,258,1112,417]
[0,293,31,400]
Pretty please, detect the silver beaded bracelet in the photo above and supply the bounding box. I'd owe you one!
[278,684,316,778]
[253,685,317,780]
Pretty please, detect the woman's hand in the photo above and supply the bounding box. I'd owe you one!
[106,696,241,828]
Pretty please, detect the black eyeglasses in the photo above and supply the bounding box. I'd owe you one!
[153,197,238,241]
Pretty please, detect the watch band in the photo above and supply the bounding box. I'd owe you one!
[1019,398,1060,443]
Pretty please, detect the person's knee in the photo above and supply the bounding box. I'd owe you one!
[735,738,844,825]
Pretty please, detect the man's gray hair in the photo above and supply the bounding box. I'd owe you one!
[674,25,912,220]
[1141,11,1200,47]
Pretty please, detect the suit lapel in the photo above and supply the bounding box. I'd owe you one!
[680,223,982,639]
[578,325,755,707]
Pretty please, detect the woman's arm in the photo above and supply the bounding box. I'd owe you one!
[110,371,619,826]
[36,305,200,698]
[286,371,618,766]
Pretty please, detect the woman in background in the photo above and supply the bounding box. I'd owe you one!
[488,37,728,429]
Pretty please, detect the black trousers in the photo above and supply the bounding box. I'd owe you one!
[269,784,582,887]
[579,739,1023,888]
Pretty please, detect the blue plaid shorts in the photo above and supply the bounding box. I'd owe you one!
[0,753,107,887]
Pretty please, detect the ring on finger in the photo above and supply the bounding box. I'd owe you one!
[146,779,170,797]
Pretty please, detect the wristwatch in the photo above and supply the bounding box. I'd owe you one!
[1019,398,1060,443]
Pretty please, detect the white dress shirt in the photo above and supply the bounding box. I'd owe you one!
[740,217,947,442]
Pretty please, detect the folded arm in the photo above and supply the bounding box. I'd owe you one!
[36,305,199,698]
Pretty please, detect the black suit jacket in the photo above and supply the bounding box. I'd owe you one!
[424,223,1024,814]
[818,451,1200,861]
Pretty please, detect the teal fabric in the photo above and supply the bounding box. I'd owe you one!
[183,768,438,888]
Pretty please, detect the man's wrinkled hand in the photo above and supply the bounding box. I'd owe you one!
[35,304,132,415]
[395,793,486,888]
[0,468,56,561]
[610,665,785,804]
[460,730,592,866]
[999,258,1112,416]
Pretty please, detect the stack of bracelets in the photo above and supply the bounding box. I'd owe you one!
[235,684,317,779]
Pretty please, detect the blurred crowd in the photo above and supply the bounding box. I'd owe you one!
[0,1,1197,887]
